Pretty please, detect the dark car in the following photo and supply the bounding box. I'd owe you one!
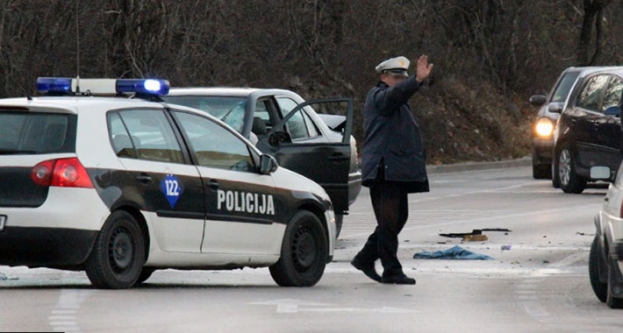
[551,68,623,193]
[529,67,615,180]
[163,88,362,236]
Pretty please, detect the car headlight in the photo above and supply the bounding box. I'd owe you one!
[535,118,554,137]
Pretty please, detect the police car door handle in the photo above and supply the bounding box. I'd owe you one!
[135,173,152,184]
[207,180,220,190]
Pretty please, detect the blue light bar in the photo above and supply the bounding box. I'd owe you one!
[116,79,170,96]
[37,77,72,94]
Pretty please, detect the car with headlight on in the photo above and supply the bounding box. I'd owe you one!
[589,165,623,308]
[529,67,614,180]
[551,67,623,193]
[0,78,336,289]
[162,88,362,237]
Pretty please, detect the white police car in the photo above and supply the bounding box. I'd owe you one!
[0,78,336,289]
[589,166,623,308]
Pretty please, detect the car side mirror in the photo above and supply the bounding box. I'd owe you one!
[548,102,564,114]
[605,105,620,117]
[259,154,278,174]
[529,95,547,107]
[590,166,611,180]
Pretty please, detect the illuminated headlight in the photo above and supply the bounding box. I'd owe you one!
[535,118,554,137]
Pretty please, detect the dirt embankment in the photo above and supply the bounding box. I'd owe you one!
[414,77,534,165]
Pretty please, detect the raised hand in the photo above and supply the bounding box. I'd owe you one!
[415,55,433,83]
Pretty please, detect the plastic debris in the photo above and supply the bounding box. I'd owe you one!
[501,245,512,251]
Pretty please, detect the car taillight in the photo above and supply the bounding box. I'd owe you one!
[31,158,94,188]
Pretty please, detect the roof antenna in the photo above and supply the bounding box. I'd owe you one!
[75,0,80,94]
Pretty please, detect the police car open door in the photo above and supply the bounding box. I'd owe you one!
[256,98,356,215]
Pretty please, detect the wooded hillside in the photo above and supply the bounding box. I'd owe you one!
[1,0,621,163]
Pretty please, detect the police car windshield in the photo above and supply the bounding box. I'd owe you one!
[162,96,247,129]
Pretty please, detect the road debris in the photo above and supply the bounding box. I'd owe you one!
[501,245,512,251]
[463,234,488,242]
[413,245,493,260]
[440,228,511,239]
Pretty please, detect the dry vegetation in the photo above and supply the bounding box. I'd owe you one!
[0,0,620,163]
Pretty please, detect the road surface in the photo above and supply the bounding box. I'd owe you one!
[0,165,620,333]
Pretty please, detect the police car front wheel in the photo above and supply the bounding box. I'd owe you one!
[85,211,146,289]
[270,210,328,287]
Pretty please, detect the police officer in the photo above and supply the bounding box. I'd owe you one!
[351,55,433,285]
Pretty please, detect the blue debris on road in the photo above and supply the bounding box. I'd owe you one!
[413,246,493,260]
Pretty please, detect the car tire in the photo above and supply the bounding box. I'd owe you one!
[532,163,551,180]
[270,210,328,287]
[136,267,156,285]
[335,214,343,239]
[557,143,586,194]
[551,166,561,188]
[85,211,145,289]
[589,236,607,303]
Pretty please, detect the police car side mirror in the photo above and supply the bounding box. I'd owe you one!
[259,154,278,175]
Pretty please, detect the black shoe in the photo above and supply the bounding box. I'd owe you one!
[381,274,416,285]
[351,257,382,283]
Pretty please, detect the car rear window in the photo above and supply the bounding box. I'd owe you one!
[551,71,581,103]
[0,112,76,155]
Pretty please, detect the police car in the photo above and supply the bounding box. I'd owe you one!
[0,78,336,289]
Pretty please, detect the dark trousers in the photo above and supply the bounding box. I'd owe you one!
[355,179,409,277]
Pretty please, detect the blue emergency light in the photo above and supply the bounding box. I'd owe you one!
[116,79,170,95]
[36,77,72,94]
[36,77,170,96]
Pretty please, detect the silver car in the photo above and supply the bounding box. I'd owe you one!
[163,88,362,237]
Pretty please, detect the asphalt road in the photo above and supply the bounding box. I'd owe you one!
[1,165,621,333]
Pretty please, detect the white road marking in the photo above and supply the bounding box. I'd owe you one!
[48,288,94,333]
[248,299,416,314]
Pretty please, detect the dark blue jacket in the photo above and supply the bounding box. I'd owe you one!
[361,76,429,192]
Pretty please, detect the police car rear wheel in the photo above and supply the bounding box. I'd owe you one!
[85,211,145,289]
[270,211,328,287]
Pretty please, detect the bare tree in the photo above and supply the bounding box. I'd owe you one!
[577,0,613,65]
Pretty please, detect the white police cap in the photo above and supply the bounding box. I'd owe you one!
[375,56,410,77]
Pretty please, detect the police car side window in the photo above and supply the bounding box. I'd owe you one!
[578,75,610,112]
[173,111,255,172]
[113,110,184,163]
[108,113,137,158]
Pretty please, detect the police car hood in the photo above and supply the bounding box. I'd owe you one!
[272,166,332,209]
